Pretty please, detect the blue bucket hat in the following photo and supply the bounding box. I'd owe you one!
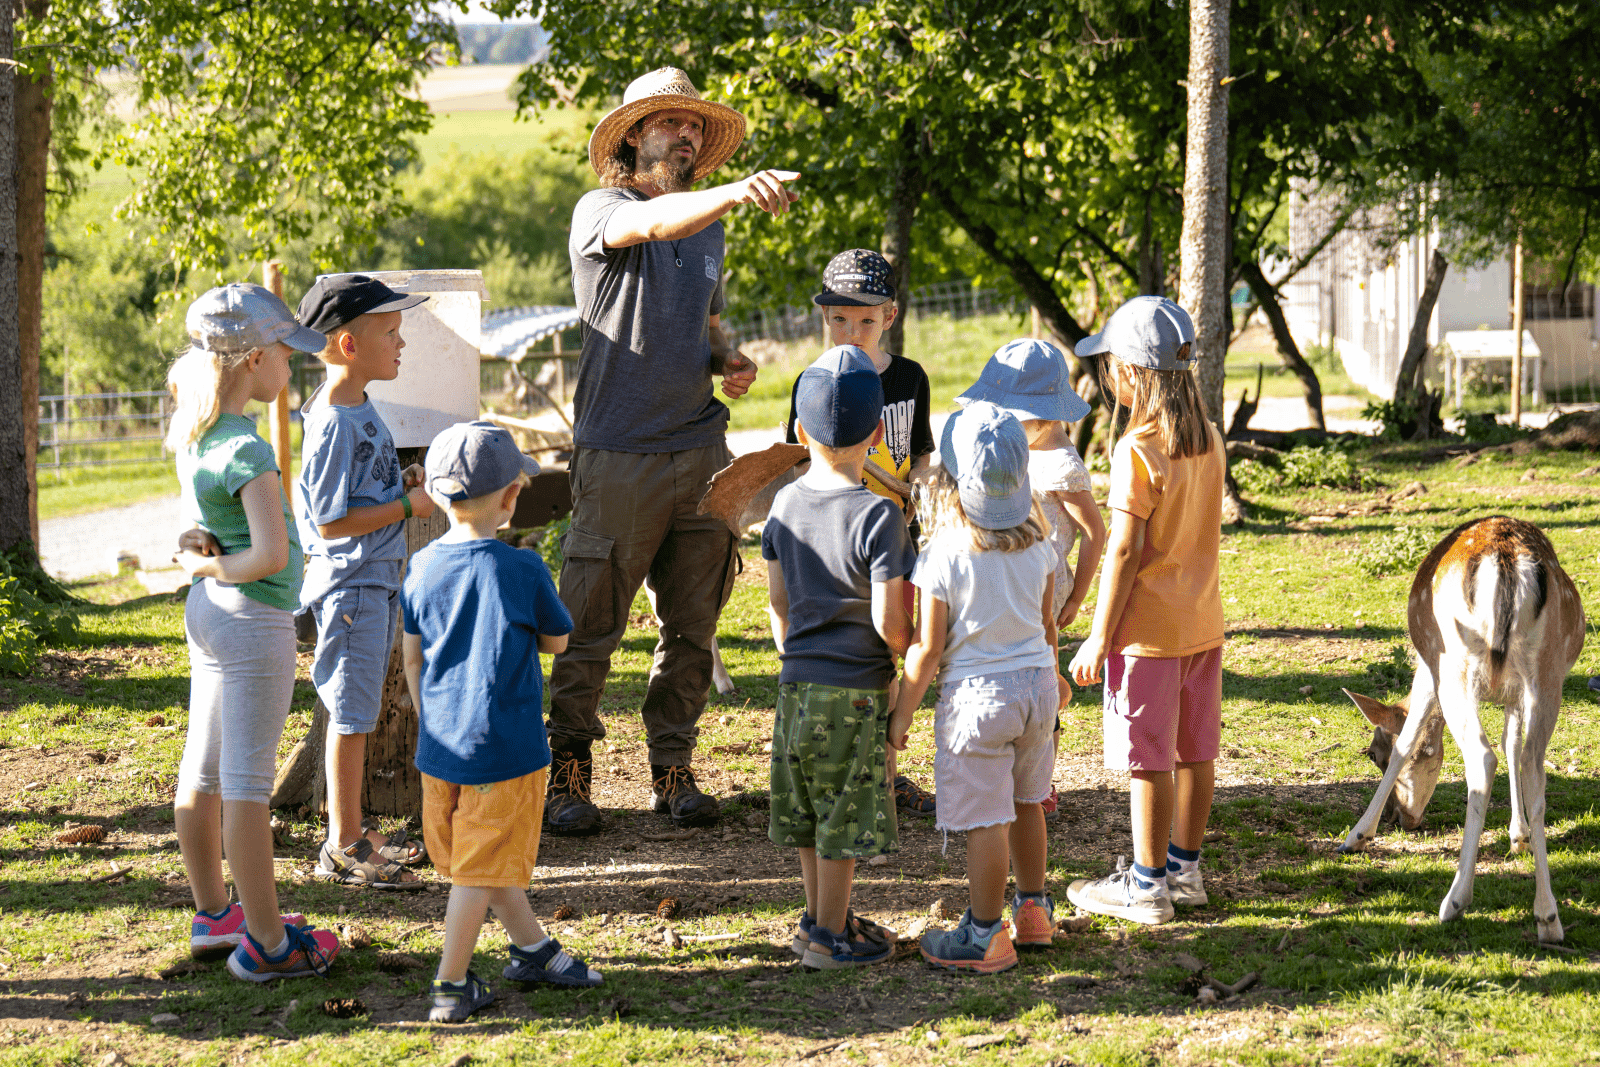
[1075,296,1196,371]
[425,420,541,502]
[795,345,884,447]
[940,401,1032,531]
[957,338,1090,424]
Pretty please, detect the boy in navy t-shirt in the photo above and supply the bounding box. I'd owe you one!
[401,421,602,1023]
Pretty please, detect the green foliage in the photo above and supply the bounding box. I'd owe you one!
[535,516,571,575]
[1355,525,1437,578]
[27,1,462,283]
[369,145,593,307]
[1237,444,1372,494]
[1459,412,1527,446]
[0,544,81,676]
[1361,397,1430,443]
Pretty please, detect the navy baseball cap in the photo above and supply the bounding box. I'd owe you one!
[813,249,896,307]
[297,274,428,335]
[795,345,884,448]
[1075,296,1196,371]
[425,421,541,502]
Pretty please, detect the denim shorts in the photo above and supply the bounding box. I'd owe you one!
[310,583,399,735]
[768,682,898,861]
[933,666,1057,833]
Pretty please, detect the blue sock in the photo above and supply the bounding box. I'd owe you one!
[1132,862,1165,889]
[1167,842,1201,874]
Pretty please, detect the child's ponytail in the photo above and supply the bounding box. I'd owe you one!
[165,345,252,452]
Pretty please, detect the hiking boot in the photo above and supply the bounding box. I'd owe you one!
[1066,858,1174,926]
[919,910,1017,975]
[429,971,496,1022]
[1010,893,1055,948]
[651,764,719,828]
[545,747,603,837]
[1167,867,1209,907]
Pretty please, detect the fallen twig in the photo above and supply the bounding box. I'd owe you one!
[641,830,697,842]
[1309,742,1343,756]
[86,862,128,884]
[1203,972,1260,999]
[680,932,740,944]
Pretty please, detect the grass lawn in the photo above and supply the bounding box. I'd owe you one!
[4,440,1600,1065]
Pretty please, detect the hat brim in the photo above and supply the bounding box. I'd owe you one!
[368,293,428,316]
[282,323,329,354]
[812,290,893,307]
[955,382,1091,425]
[588,95,747,182]
[1074,331,1112,357]
[518,453,542,480]
[959,472,1034,531]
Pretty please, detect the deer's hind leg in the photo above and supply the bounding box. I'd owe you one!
[1512,681,1564,943]
[1504,709,1531,856]
[1437,655,1495,924]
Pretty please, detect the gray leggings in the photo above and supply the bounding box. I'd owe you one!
[178,579,296,804]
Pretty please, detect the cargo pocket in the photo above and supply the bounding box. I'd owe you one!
[558,525,616,638]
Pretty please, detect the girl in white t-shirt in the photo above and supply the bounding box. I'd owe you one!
[890,402,1070,976]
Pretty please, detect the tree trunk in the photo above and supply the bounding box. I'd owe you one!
[14,0,47,548]
[1393,249,1449,409]
[1178,0,1240,524]
[0,1,23,555]
[880,117,923,356]
[1239,260,1325,430]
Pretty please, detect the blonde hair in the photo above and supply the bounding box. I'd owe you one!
[919,467,1049,553]
[1107,351,1213,460]
[439,469,531,515]
[164,344,257,452]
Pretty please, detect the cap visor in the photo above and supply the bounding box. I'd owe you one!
[284,323,328,354]
[520,453,542,479]
[812,290,893,307]
[1074,331,1112,357]
[369,293,429,315]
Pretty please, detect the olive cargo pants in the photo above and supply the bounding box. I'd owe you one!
[546,443,737,766]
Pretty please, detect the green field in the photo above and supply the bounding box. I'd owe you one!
[5,441,1600,1065]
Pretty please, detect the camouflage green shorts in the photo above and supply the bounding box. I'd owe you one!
[768,682,898,861]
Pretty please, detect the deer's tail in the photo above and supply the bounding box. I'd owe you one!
[1487,546,1550,692]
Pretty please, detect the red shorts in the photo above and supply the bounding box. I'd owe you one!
[1102,646,1222,772]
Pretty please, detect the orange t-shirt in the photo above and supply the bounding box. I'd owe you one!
[1107,422,1225,657]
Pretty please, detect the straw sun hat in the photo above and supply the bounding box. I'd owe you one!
[587,67,747,183]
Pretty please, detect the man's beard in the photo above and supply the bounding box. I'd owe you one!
[638,142,695,192]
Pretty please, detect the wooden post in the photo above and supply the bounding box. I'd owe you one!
[552,328,564,405]
[1511,238,1525,426]
[263,261,295,509]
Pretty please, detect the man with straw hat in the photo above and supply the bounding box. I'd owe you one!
[546,67,800,837]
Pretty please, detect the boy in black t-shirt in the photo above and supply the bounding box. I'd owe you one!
[785,249,934,509]
[785,248,939,819]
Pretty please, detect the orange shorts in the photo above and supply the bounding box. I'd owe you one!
[421,768,547,888]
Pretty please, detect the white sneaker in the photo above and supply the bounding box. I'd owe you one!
[1067,859,1174,925]
[1166,867,1208,906]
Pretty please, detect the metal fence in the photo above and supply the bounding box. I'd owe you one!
[38,391,172,471]
[721,280,1020,346]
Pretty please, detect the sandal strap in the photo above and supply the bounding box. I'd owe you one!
[323,838,408,883]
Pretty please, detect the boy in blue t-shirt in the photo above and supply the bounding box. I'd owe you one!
[401,420,602,1023]
[296,274,435,888]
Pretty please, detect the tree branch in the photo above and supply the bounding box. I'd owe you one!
[1069,221,1137,283]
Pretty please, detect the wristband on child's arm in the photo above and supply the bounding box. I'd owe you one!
[401,493,413,520]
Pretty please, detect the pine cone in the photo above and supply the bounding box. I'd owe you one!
[319,997,366,1019]
[656,897,680,921]
[57,825,105,845]
[339,924,373,949]
[375,952,422,973]
[144,715,166,727]
[552,904,576,921]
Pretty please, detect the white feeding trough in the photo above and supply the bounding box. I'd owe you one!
[314,269,488,448]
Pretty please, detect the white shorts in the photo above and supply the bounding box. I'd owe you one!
[932,666,1057,833]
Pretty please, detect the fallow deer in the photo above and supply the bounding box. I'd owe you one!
[1338,516,1586,943]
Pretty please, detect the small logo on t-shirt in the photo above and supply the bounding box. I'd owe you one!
[363,422,378,437]
[705,255,718,280]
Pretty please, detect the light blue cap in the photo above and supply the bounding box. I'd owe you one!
[939,401,1032,531]
[957,337,1090,424]
[425,420,541,501]
[187,283,326,357]
[1075,296,1196,371]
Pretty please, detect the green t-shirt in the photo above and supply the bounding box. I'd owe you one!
[178,414,303,612]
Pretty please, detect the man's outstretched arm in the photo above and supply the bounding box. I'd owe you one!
[603,170,801,249]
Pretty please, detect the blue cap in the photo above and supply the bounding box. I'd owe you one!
[940,401,1032,531]
[1075,296,1196,371]
[957,338,1090,424]
[424,420,541,502]
[187,283,326,357]
[795,345,884,448]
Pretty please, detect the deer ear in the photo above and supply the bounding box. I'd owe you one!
[1343,688,1406,733]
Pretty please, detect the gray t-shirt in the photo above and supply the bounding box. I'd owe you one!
[761,481,917,690]
[296,384,407,607]
[568,187,730,453]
